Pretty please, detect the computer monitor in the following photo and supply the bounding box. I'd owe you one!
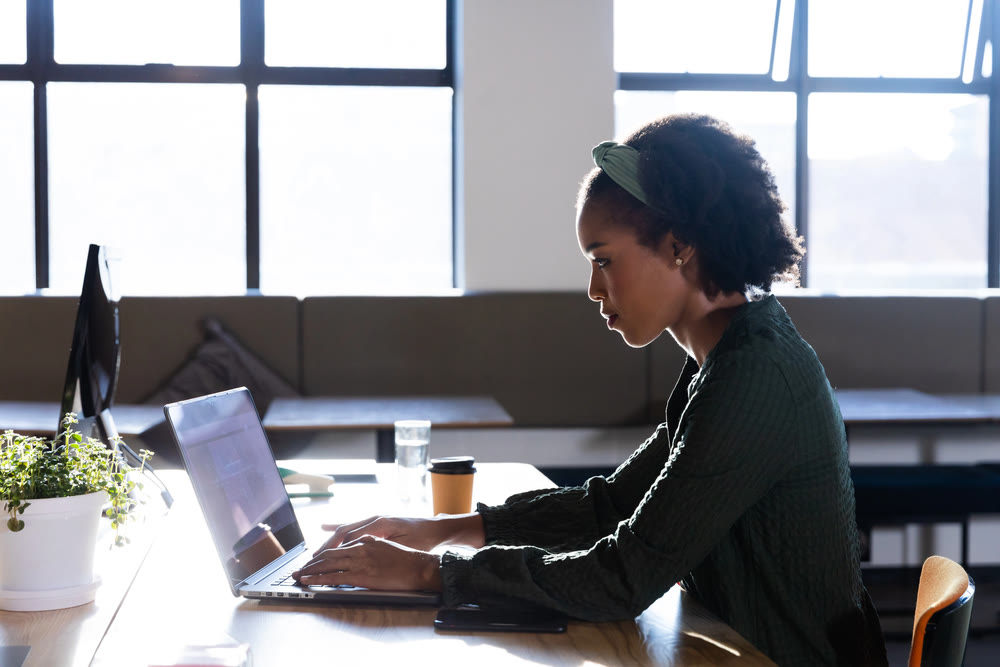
[56,244,173,508]
[57,244,121,445]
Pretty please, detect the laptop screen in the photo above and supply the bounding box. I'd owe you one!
[165,388,304,589]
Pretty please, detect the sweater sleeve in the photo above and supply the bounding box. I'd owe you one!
[478,421,676,551]
[441,351,797,620]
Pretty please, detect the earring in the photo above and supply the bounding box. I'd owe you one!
[675,258,683,266]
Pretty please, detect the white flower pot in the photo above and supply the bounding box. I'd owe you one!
[0,490,107,611]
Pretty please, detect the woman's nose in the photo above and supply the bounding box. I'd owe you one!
[588,268,604,302]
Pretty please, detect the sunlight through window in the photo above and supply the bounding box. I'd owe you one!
[614,0,777,74]
[0,0,26,64]
[0,82,34,295]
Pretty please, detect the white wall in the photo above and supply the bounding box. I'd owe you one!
[456,0,616,291]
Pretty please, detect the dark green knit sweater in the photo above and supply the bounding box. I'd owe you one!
[439,296,887,666]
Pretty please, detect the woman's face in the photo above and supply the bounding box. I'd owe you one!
[576,200,693,348]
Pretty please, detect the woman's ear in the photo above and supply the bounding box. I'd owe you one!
[659,232,695,266]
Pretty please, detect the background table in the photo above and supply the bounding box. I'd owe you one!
[0,462,775,666]
[263,396,514,462]
[834,388,993,427]
[835,388,1000,569]
[0,401,165,437]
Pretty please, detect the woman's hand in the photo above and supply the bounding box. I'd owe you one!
[293,536,442,592]
[315,513,485,555]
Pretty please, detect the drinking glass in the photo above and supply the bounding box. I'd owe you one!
[394,420,430,504]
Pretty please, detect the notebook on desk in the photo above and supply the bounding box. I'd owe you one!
[162,387,441,606]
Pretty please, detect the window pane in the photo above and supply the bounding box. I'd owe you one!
[809,94,987,289]
[54,0,239,65]
[0,82,34,295]
[265,0,446,68]
[615,91,797,229]
[259,85,452,295]
[48,83,245,295]
[614,0,776,74]
[809,0,969,78]
[0,0,26,64]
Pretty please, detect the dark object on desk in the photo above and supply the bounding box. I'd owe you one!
[851,464,1000,569]
[909,556,975,667]
[434,606,568,633]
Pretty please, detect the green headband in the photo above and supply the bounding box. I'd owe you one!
[591,140,658,211]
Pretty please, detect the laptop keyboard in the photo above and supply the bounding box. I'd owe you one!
[271,569,301,586]
[267,558,355,590]
[268,553,313,587]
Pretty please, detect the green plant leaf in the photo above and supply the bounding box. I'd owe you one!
[0,413,153,543]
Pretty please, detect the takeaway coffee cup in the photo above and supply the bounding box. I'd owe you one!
[429,456,476,515]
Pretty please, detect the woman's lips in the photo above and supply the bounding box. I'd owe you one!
[607,314,618,329]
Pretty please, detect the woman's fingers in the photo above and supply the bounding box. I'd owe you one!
[314,517,381,554]
[296,571,355,587]
[297,544,363,577]
[293,539,442,592]
[302,536,375,571]
[313,515,460,554]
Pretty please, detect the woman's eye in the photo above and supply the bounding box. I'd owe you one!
[594,258,610,269]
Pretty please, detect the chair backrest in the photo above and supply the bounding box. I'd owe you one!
[909,555,976,667]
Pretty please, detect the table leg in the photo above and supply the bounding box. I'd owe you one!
[376,428,395,463]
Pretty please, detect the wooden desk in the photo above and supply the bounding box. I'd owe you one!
[0,401,165,438]
[0,504,167,666]
[10,463,771,667]
[263,396,514,462]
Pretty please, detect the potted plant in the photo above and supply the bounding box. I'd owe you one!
[0,413,152,611]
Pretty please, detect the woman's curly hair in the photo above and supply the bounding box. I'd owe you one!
[579,113,804,296]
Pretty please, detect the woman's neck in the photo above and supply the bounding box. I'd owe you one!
[668,291,749,366]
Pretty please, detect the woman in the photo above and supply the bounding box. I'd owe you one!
[294,114,888,666]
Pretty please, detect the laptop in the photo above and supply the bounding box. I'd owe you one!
[163,386,441,605]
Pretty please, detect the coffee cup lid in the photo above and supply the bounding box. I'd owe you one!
[429,456,476,474]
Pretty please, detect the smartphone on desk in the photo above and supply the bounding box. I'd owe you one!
[434,606,568,633]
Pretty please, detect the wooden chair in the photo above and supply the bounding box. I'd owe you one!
[909,555,976,667]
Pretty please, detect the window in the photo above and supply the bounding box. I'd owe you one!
[0,0,26,64]
[1,0,453,296]
[809,94,988,289]
[265,0,446,69]
[614,0,778,75]
[615,0,996,290]
[808,0,971,78]
[0,82,34,295]
[258,85,453,295]
[47,83,246,295]
[53,0,240,66]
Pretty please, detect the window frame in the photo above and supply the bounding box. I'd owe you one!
[616,0,1000,287]
[0,0,456,291]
